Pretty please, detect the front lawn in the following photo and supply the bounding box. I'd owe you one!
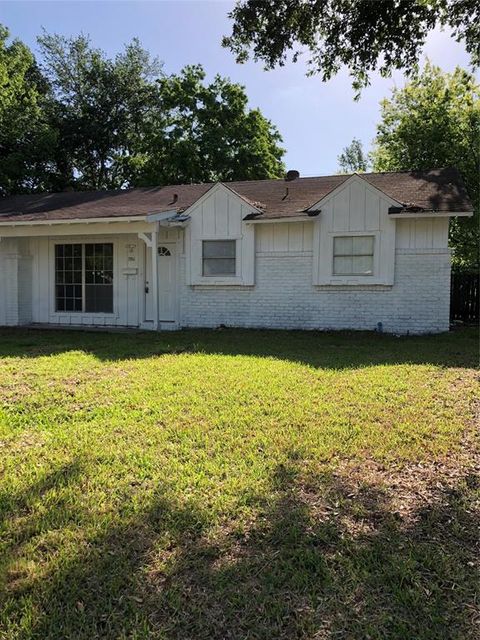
[0,327,478,639]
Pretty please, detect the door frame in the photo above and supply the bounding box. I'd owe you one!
[156,240,178,325]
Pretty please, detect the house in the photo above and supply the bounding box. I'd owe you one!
[0,167,473,334]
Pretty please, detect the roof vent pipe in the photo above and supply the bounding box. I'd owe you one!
[285,170,300,181]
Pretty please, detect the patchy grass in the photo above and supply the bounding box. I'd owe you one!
[0,327,478,639]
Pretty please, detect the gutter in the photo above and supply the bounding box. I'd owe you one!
[0,215,150,227]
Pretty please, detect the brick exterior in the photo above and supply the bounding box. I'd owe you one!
[179,249,451,334]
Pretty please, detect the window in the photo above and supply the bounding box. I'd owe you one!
[202,240,236,276]
[333,236,374,276]
[55,243,113,313]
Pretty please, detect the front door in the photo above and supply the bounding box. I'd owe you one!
[157,244,176,322]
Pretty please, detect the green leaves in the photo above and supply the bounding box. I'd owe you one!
[371,62,480,269]
[337,138,369,173]
[130,65,285,186]
[0,25,55,195]
[0,28,285,194]
[223,0,480,95]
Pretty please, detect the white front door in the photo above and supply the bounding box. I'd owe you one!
[157,244,176,322]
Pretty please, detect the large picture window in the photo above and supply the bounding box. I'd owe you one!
[202,240,236,276]
[333,236,374,276]
[55,243,113,313]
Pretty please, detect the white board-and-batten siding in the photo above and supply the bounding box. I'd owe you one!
[0,176,453,334]
[7,233,143,327]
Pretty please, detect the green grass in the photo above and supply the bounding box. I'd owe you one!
[0,327,478,639]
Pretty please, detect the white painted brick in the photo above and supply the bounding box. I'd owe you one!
[178,250,451,334]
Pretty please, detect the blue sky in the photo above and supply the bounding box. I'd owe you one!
[2,0,477,176]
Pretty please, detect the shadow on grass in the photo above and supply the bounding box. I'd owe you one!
[0,326,477,369]
[2,457,478,639]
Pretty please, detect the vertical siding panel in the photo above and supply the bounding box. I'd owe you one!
[332,187,349,231]
[303,223,313,251]
[215,190,229,236]
[349,181,366,231]
[288,223,303,251]
[273,224,289,251]
[365,190,380,230]
[414,220,428,248]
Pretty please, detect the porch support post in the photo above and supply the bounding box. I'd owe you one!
[151,228,159,330]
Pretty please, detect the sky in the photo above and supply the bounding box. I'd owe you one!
[1,0,477,176]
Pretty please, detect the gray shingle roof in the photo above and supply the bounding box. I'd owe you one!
[0,167,472,223]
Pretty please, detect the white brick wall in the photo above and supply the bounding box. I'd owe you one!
[179,249,451,334]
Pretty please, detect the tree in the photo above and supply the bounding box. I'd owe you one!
[35,35,285,190]
[371,62,479,270]
[337,138,368,173]
[130,65,285,186]
[37,32,164,190]
[223,0,480,94]
[0,25,54,195]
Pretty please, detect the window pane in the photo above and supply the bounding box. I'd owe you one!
[352,236,374,255]
[333,236,353,256]
[203,240,235,259]
[352,256,373,274]
[55,243,113,313]
[203,258,236,276]
[85,284,113,313]
[55,244,82,312]
[333,256,353,275]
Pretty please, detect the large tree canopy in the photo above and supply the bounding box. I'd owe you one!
[0,26,54,195]
[38,32,165,190]
[130,65,285,186]
[371,62,480,270]
[0,27,285,194]
[223,0,480,93]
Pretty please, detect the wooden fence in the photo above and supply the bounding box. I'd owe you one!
[450,271,479,322]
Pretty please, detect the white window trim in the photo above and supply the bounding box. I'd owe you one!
[187,226,255,286]
[48,237,119,319]
[327,232,380,284]
[313,229,387,286]
[332,234,375,277]
[202,239,237,278]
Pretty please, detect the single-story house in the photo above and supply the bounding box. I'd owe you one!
[0,167,473,334]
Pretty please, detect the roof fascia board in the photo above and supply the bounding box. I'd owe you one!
[245,215,314,224]
[0,215,149,227]
[146,209,178,222]
[389,210,473,218]
[306,173,403,211]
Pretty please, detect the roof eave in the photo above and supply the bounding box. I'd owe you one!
[388,210,473,218]
[0,215,149,227]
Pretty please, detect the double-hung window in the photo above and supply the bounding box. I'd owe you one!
[333,236,374,276]
[202,240,236,276]
[55,243,114,313]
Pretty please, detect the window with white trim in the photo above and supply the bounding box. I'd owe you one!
[55,243,113,313]
[202,240,236,276]
[333,236,374,276]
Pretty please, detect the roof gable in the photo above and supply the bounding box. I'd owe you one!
[183,182,262,217]
[306,173,403,212]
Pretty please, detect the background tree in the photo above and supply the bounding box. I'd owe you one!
[337,138,368,173]
[223,0,480,94]
[0,25,54,195]
[38,32,164,190]
[371,62,479,270]
[131,65,285,186]
[26,32,285,191]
